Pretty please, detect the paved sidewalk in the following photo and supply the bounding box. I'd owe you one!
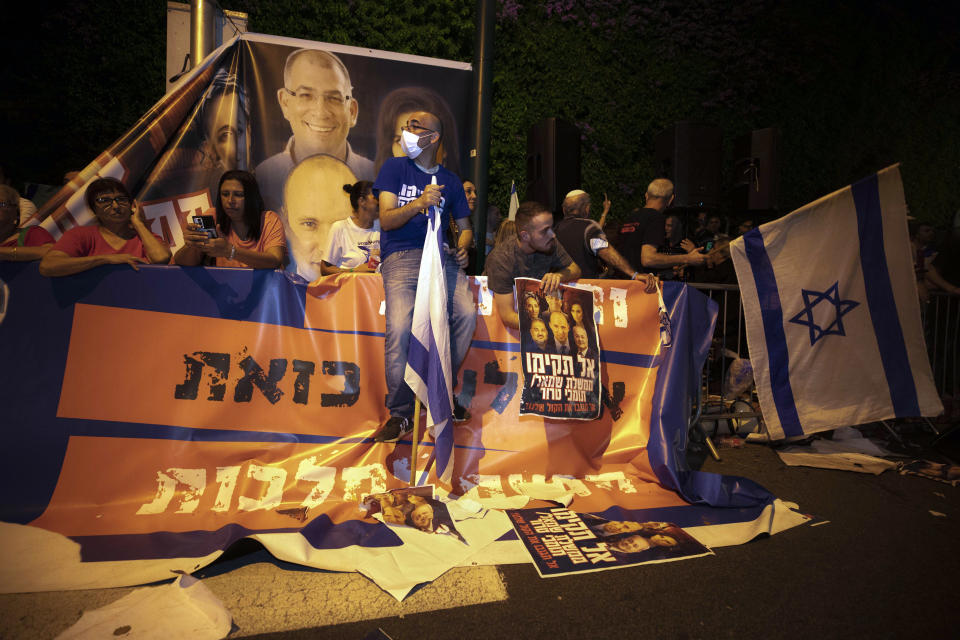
[2,428,958,639]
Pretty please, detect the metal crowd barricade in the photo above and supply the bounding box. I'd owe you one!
[686,282,763,460]
[921,291,959,426]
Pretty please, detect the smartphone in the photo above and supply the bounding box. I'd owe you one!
[192,215,218,239]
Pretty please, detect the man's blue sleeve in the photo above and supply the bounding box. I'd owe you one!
[373,158,399,195]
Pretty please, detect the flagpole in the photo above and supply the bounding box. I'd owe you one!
[403,175,454,487]
[410,401,421,486]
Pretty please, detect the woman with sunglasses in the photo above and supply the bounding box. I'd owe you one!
[39,177,171,277]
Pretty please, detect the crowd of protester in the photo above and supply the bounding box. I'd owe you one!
[3,159,958,305]
[4,153,959,437]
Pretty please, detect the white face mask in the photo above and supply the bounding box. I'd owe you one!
[400,129,425,159]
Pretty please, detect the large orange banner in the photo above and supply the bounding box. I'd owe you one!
[0,263,785,591]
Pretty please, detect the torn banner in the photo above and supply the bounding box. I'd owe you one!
[0,264,798,593]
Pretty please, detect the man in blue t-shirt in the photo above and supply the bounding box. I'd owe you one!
[371,110,476,443]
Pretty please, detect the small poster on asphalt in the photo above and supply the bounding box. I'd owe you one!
[362,486,464,541]
[515,277,601,420]
[506,507,712,577]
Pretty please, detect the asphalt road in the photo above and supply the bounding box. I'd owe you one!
[2,423,958,639]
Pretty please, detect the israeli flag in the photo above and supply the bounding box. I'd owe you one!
[730,165,942,440]
[403,177,455,484]
[507,180,519,221]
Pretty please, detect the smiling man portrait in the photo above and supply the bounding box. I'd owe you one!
[255,48,374,213]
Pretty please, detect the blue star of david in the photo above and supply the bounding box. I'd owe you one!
[788,281,859,346]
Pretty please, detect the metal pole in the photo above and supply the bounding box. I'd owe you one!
[469,0,495,274]
[190,0,216,68]
[410,401,421,486]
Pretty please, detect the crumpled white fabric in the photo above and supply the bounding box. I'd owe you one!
[56,574,231,639]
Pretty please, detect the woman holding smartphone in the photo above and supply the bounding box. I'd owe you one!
[174,170,286,268]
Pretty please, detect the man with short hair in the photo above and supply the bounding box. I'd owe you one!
[615,178,705,271]
[573,325,598,360]
[372,110,475,443]
[556,189,657,287]
[525,318,550,353]
[547,311,572,355]
[485,200,581,330]
[256,48,374,212]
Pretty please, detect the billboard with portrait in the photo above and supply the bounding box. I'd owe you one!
[29,33,472,282]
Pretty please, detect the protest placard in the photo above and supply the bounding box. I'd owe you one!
[507,507,712,577]
[516,278,601,419]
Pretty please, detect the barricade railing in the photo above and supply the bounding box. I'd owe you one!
[685,282,758,459]
[686,282,960,456]
[920,291,959,419]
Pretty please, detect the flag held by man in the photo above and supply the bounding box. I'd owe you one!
[730,164,942,440]
[403,178,455,484]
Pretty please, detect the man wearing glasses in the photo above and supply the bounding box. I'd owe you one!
[256,48,374,213]
[371,111,475,442]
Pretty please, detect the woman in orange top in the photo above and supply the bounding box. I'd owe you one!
[174,170,285,268]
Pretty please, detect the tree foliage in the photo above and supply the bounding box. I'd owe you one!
[3,0,957,226]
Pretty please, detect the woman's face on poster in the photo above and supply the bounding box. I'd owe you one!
[203,92,243,170]
[391,111,416,158]
[650,534,678,547]
[524,295,540,320]
[570,303,584,326]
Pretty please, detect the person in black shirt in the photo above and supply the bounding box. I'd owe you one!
[656,214,695,280]
[555,189,657,289]
[614,178,705,272]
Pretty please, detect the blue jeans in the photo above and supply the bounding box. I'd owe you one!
[381,249,477,417]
